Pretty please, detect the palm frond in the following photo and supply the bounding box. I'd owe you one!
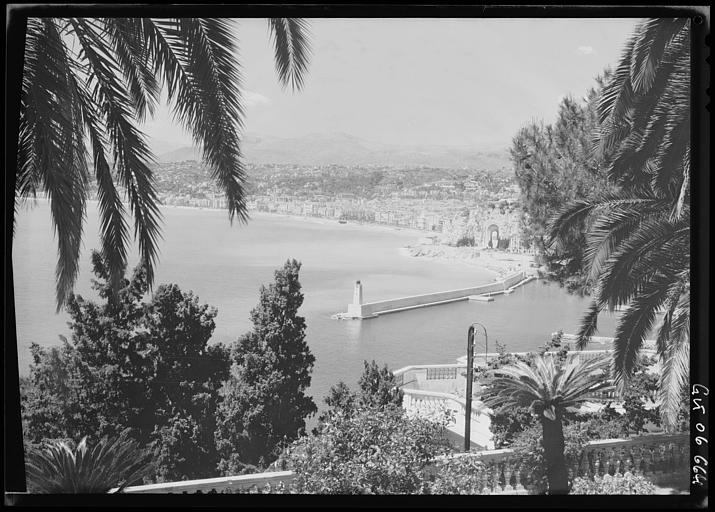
[581,194,669,283]
[575,300,602,349]
[672,148,690,221]
[655,274,688,356]
[557,355,613,405]
[611,280,671,390]
[481,355,612,419]
[105,18,160,121]
[545,199,596,250]
[268,18,311,91]
[71,71,130,294]
[630,18,689,95]
[70,18,163,288]
[597,34,637,128]
[148,18,248,225]
[596,218,689,310]
[26,19,90,310]
[657,295,689,431]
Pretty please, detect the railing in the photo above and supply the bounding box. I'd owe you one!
[456,347,658,367]
[119,470,296,494]
[584,388,620,402]
[574,434,689,483]
[393,364,468,395]
[402,388,485,424]
[427,366,458,380]
[431,433,689,495]
[121,434,688,494]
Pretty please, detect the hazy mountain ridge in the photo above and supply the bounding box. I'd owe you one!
[156,133,512,171]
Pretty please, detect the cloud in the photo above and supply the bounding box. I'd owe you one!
[576,45,596,55]
[243,90,271,107]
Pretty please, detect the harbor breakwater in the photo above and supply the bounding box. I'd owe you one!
[335,271,531,320]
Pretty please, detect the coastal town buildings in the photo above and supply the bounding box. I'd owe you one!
[80,160,533,253]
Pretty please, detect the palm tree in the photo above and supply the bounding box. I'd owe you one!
[547,18,690,430]
[25,429,154,493]
[480,354,612,495]
[17,18,310,310]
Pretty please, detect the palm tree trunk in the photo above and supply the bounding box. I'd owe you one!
[541,414,569,494]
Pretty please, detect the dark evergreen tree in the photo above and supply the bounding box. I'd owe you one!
[21,250,231,482]
[511,71,616,293]
[215,259,317,474]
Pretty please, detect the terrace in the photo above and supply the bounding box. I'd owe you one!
[120,345,688,495]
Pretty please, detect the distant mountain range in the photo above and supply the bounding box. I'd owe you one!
[155,132,513,171]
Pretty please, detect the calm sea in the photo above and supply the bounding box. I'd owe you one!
[12,201,617,413]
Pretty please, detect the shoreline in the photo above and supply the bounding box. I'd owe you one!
[24,198,529,278]
[20,197,432,239]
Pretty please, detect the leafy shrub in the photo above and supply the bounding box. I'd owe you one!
[275,405,453,494]
[570,473,657,495]
[424,456,490,494]
[317,360,404,427]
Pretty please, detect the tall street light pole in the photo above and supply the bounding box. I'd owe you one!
[465,322,488,452]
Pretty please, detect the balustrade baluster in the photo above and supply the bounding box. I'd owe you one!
[641,444,654,476]
[610,447,619,475]
[677,439,689,468]
[622,445,633,476]
[477,464,487,494]
[490,461,500,493]
[514,462,525,493]
[635,444,645,476]
[646,443,658,476]
[616,446,626,475]
[664,442,673,470]
[661,443,670,473]
[595,449,604,477]
[584,449,593,480]
[503,463,513,492]
[574,451,584,479]
[655,443,666,475]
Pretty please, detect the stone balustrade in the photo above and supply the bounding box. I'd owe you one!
[118,470,296,494]
[120,434,688,494]
[572,434,689,485]
[431,433,689,494]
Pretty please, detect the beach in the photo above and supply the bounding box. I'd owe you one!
[402,243,536,279]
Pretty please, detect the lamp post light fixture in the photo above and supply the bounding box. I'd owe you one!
[464,322,488,452]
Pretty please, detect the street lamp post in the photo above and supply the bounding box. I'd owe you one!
[464,322,488,452]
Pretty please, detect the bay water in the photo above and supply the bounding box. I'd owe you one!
[12,200,617,413]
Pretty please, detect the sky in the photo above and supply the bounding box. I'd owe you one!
[142,18,641,152]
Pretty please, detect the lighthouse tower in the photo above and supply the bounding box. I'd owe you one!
[346,280,365,318]
[353,280,363,305]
